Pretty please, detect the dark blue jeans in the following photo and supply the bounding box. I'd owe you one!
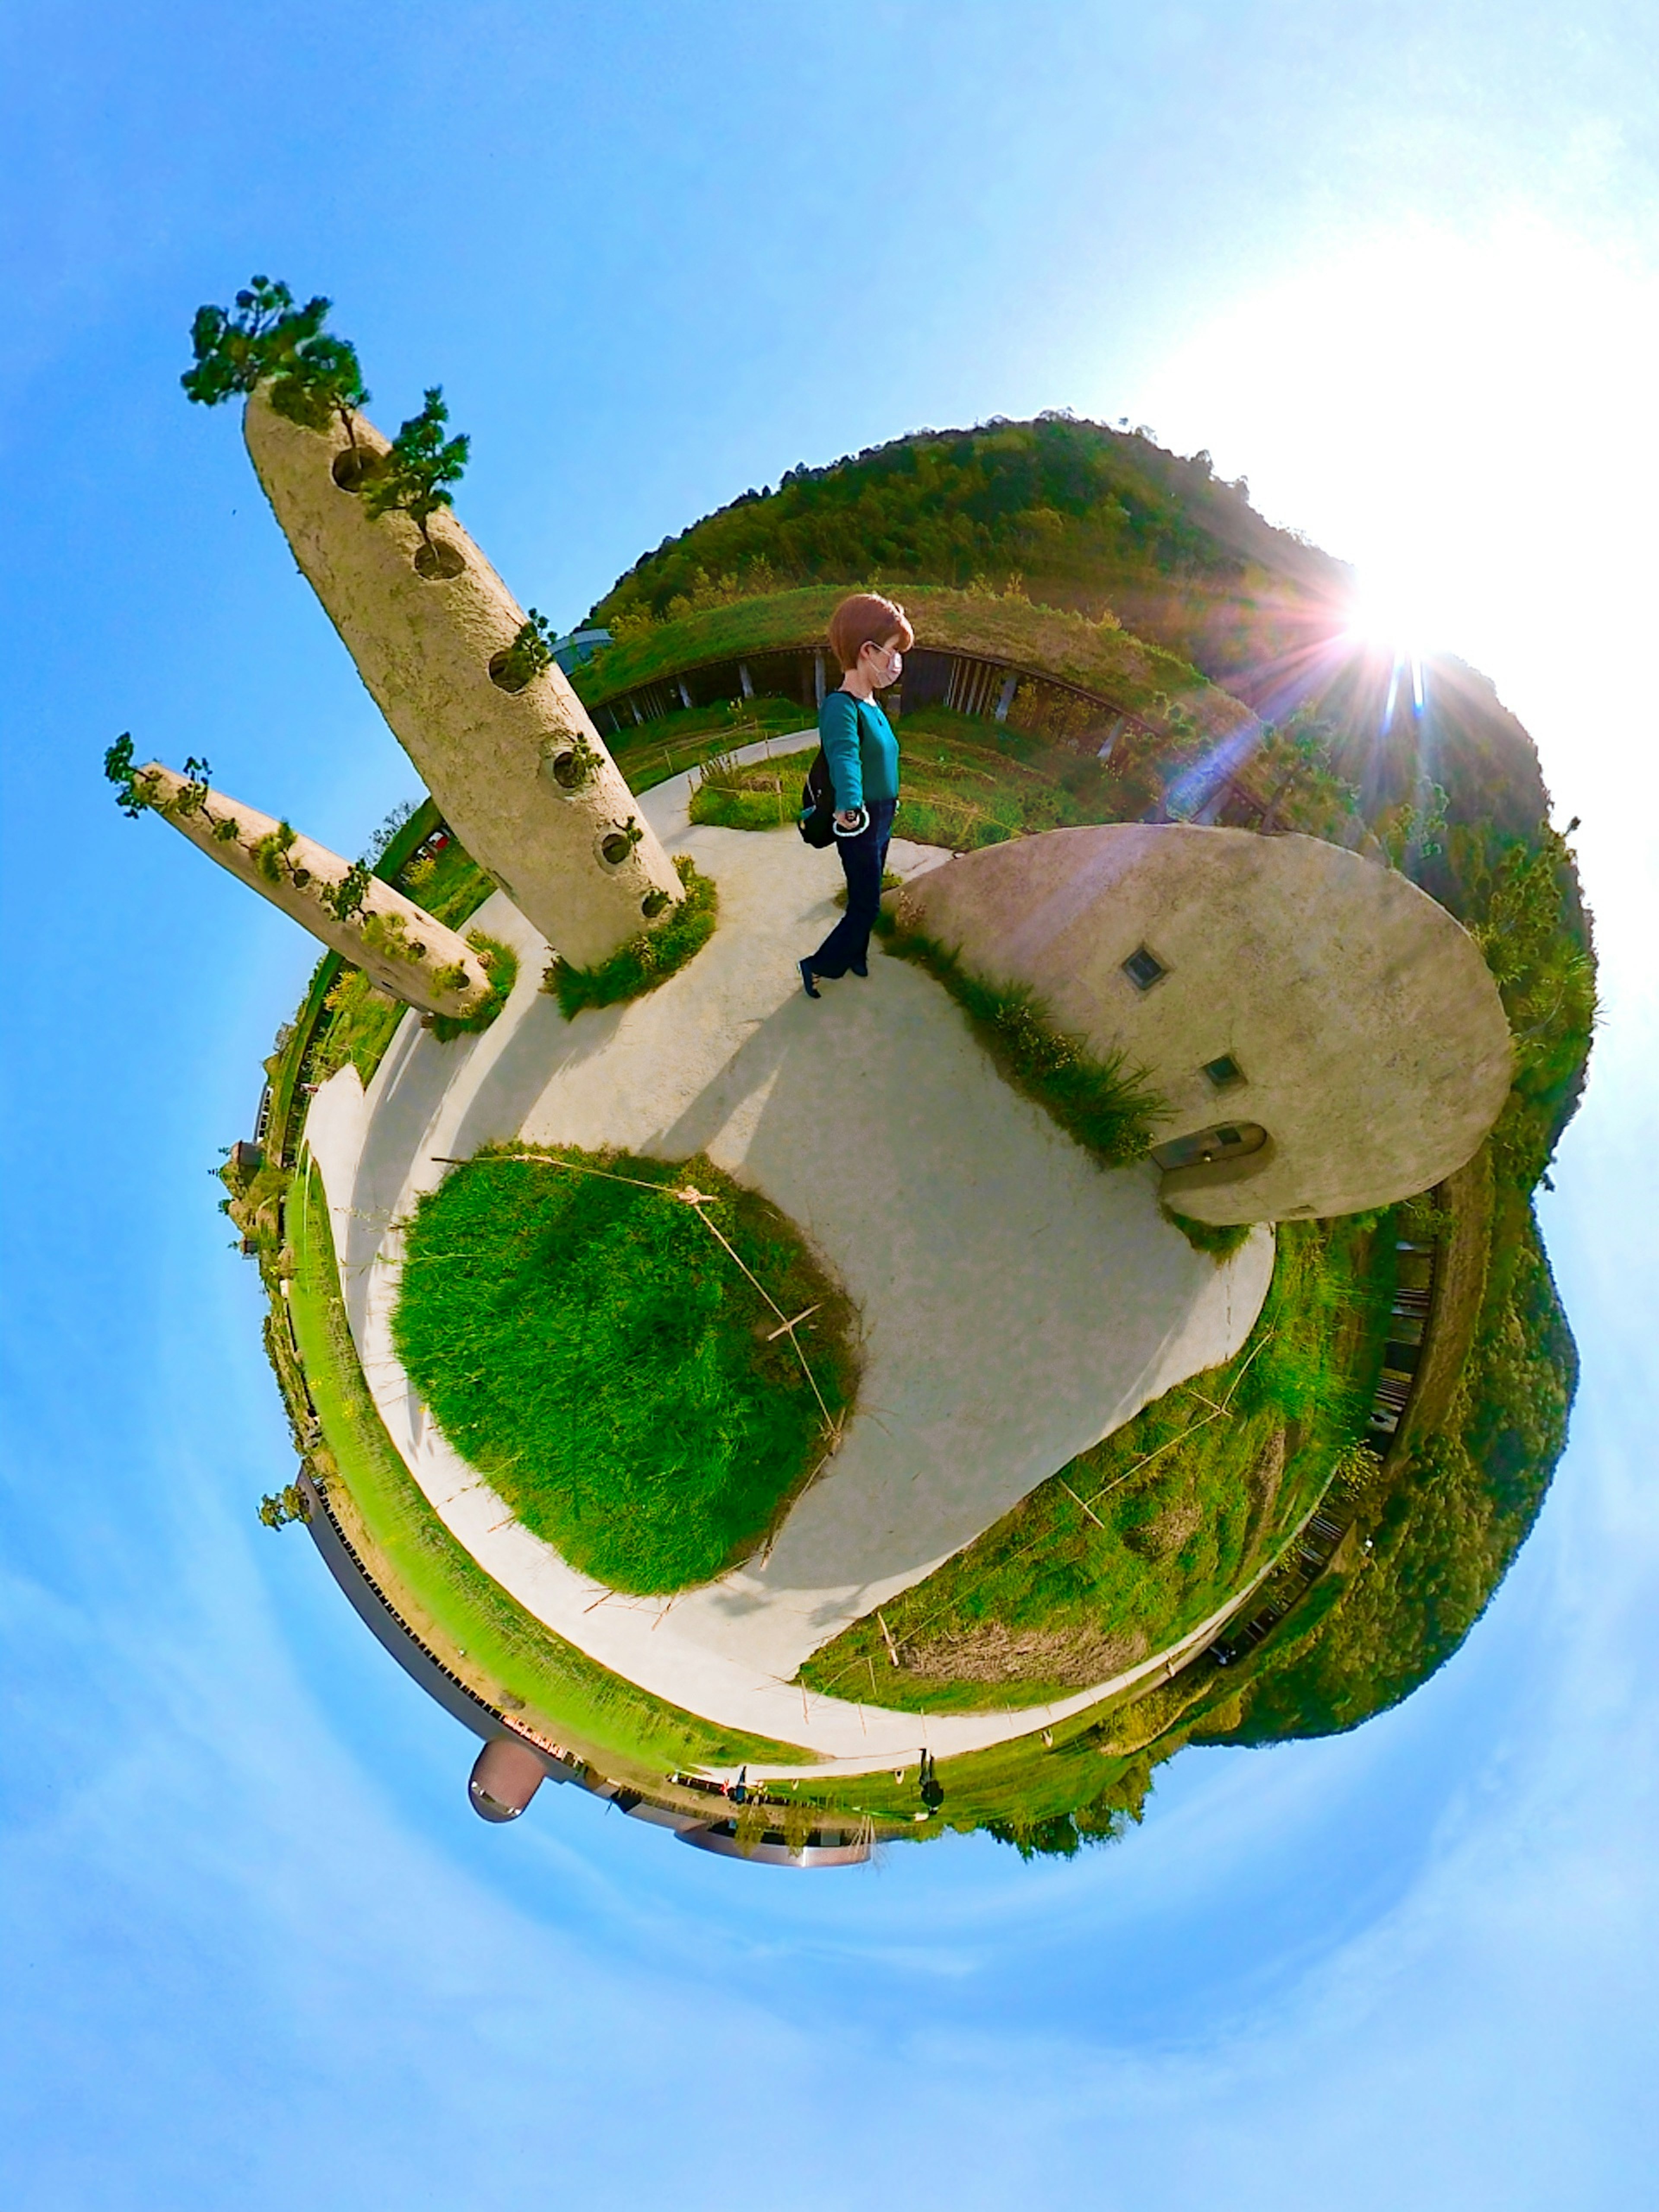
[810,798,896,978]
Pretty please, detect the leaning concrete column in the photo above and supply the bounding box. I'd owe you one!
[241,388,682,969]
[136,762,494,1021]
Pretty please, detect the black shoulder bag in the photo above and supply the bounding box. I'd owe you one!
[797,699,857,849]
[797,746,836,848]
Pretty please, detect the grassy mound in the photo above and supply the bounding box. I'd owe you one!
[544,855,717,1017]
[392,1146,859,1594]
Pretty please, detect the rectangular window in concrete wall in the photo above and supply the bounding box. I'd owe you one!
[1123,945,1167,991]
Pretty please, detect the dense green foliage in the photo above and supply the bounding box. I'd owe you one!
[181,276,329,407]
[589,415,1267,629]
[493,609,559,691]
[1161,1206,1254,1261]
[268,331,371,444]
[804,1219,1386,1712]
[257,1482,309,1529]
[181,274,371,449]
[545,854,717,1017]
[392,1147,859,1593]
[1215,1184,1573,1740]
[1453,816,1597,1186]
[362,386,469,548]
[103,731,149,816]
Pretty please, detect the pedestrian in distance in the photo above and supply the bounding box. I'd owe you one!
[798,592,914,999]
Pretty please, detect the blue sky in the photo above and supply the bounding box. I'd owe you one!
[3,4,1656,2203]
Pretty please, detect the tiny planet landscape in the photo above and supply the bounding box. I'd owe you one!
[111,279,1590,1867]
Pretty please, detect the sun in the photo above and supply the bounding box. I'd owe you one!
[1343,568,1443,662]
[1341,569,1446,728]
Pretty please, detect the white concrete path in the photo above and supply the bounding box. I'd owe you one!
[304,738,1273,1765]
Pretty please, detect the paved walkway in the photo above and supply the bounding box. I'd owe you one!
[304,739,1273,1764]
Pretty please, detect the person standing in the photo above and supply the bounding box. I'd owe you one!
[799,592,914,998]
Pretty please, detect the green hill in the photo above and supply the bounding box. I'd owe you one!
[587,413,1553,838]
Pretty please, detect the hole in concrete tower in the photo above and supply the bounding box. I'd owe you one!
[600,831,635,867]
[546,749,583,790]
[414,540,466,582]
[1122,945,1166,991]
[331,447,383,493]
[1202,1053,1245,1090]
[488,649,531,694]
[641,888,670,918]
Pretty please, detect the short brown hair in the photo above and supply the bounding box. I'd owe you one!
[828,592,915,672]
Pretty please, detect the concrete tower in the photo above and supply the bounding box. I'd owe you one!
[136,760,495,1021]
[241,389,683,970]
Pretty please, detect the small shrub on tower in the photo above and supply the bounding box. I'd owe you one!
[363,387,470,575]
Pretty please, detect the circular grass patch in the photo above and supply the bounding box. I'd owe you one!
[392,1146,860,1594]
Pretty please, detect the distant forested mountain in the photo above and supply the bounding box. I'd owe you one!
[589,414,1551,836]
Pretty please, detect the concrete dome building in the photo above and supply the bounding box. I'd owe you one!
[897,823,1513,1225]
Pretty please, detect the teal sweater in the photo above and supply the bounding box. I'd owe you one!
[820,690,900,813]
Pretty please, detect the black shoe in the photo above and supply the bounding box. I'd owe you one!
[849,958,869,978]
[798,959,821,1000]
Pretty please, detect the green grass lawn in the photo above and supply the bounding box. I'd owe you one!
[608,695,814,794]
[686,753,805,832]
[800,1216,1391,1713]
[396,836,497,928]
[391,1145,861,1594]
[285,1159,810,1773]
[686,708,1105,847]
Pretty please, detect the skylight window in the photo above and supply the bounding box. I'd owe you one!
[1122,946,1166,992]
